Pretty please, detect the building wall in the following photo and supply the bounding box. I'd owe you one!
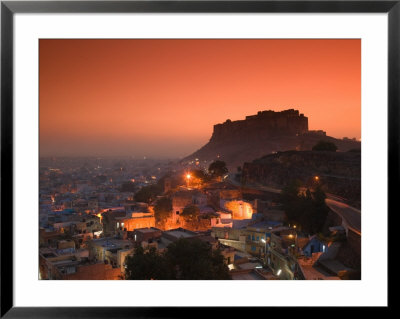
[218,238,246,252]
[221,200,253,220]
[63,263,123,280]
[119,216,155,232]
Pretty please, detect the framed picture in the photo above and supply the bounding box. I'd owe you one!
[1,0,395,316]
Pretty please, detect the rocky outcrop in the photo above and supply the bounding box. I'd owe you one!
[241,150,361,205]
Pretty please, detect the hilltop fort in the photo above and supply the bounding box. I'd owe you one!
[211,109,309,142]
[183,109,361,169]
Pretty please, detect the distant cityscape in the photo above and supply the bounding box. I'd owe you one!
[39,109,361,280]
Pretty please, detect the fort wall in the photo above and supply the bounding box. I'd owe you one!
[211,109,308,142]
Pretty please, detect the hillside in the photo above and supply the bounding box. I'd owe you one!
[242,150,361,206]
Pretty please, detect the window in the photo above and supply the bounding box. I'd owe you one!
[116,222,120,228]
[251,245,256,251]
[252,235,255,241]
[256,236,259,241]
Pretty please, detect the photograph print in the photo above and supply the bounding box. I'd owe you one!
[39,39,361,280]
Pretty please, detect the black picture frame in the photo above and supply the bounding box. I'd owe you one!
[1,0,395,317]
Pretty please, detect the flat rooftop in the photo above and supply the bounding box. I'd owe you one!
[135,227,161,233]
[91,237,133,248]
[165,230,196,238]
[248,220,283,230]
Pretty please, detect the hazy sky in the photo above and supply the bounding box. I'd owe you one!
[39,39,360,158]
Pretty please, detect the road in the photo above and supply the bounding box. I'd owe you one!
[227,174,361,234]
[325,199,361,235]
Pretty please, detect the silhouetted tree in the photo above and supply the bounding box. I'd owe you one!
[281,181,329,234]
[124,245,173,280]
[181,205,200,224]
[154,197,172,225]
[165,238,231,280]
[208,160,228,178]
[134,184,162,203]
[125,239,231,280]
[191,169,209,182]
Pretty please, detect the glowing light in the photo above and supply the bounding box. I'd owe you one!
[314,176,320,181]
[224,200,253,220]
[186,174,191,179]
[94,230,103,236]
[277,269,282,276]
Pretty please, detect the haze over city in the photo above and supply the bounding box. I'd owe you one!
[39,39,360,158]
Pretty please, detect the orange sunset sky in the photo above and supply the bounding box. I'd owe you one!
[39,39,360,158]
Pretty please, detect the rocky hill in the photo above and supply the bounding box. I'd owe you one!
[241,150,361,206]
[183,109,361,170]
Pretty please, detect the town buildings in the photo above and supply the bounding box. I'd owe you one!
[39,156,360,280]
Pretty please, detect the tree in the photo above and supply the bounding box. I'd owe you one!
[154,197,172,225]
[134,184,162,203]
[124,245,173,280]
[191,169,209,183]
[208,160,228,178]
[280,180,330,234]
[165,238,231,280]
[181,205,200,225]
[125,239,231,280]
[312,140,338,152]
[281,180,302,224]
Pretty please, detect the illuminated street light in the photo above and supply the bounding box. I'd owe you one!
[185,173,191,188]
[314,176,320,181]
